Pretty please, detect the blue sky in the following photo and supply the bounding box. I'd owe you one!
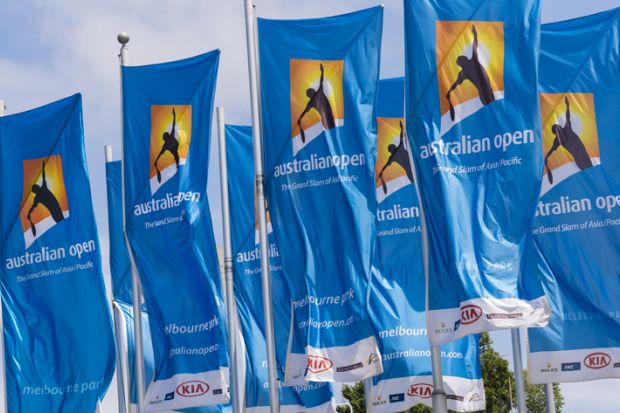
[0,0,619,412]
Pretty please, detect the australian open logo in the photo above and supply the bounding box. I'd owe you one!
[150,105,192,195]
[436,21,504,136]
[20,156,69,249]
[290,59,344,155]
[540,93,600,196]
[375,117,414,203]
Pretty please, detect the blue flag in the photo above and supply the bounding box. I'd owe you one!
[106,160,228,413]
[105,160,132,304]
[105,160,155,409]
[527,8,620,383]
[0,94,115,412]
[122,50,230,411]
[258,6,384,383]
[404,0,550,345]
[366,78,485,412]
[226,125,336,413]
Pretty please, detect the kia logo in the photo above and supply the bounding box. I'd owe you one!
[461,305,482,325]
[176,381,209,397]
[407,383,433,398]
[307,355,333,373]
[584,352,611,369]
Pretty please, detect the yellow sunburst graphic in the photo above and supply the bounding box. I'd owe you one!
[290,59,344,152]
[375,118,407,187]
[20,155,69,247]
[375,117,414,202]
[540,93,600,183]
[149,105,192,184]
[436,21,504,133]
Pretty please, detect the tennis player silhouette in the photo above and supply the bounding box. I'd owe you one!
[544,96,593,184]
[446,25,496,121]
[377,121,414,194]
[296,64,336,143]
[27,161,64,236]
[153,108,180,183]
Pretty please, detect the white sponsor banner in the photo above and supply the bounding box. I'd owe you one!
[528,346,620,384]
[366,376,485,413]
[285,337,383,384]
[143,368,230,412]
[428,296,551,345]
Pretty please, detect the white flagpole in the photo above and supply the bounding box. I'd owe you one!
[242,2,280,413]
[113,303,131,413]
[216,107,242,413]
[418,199,450,413]
[0,99,8,413]
[117,32,146,412]
[429,346,448,413]
[105,145,131,413]
[405,108,448,411]
[544,383,556,413]
[511,328,527,413]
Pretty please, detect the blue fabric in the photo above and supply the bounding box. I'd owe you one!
[105,160,132,304]
[122,50,229,411]
[404,0,549,345]
[106,160,222,413]
[0,94,115,412]
[527,8,620,383]
[366,78,484,412]
[226,125,334,411]
[105,160,154,405]
[258,6,384,383]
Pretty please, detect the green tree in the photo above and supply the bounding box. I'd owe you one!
[480,332,564,413]
[338,382,365,413]
[479,332,516,412]
[524,370,564,413]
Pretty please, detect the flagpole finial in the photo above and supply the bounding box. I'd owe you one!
[117,32,130,46]
[117,32,130,65]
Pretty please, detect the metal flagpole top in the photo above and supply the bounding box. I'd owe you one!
[117,32,130,65]
[117,32,130,46]
[105,145,113,163]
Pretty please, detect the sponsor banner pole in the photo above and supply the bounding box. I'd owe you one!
[544,383,555,413]
[113,303,131,413]
[117,32,146,412]
[430,347,449,413]
[511,329,526,413]
[416,137,448,412]
[105,144,131,413]
[407,74,449,411]
[243,2,280,413]
[216,107,242,413]
[0,99,7,413]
